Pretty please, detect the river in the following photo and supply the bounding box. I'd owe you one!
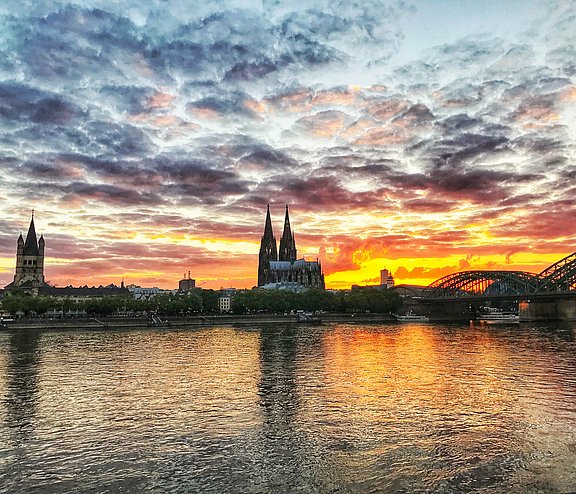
[1,322,575,493]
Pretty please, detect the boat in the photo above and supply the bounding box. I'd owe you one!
[296,311,322,324]
[476,307,519,324]
[0,316,14,327]
[394,311,429,322]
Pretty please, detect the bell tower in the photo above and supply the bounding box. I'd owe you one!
[10,212,45,293]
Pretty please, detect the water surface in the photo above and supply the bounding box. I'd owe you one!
[1,323,576,493]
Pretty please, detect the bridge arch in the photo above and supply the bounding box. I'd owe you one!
[424,270,540,298]
[536,251,576,292]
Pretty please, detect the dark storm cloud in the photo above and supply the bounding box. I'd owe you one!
[511,134,565,154]
[437,114,483,132]
[237,147,299,169]
[402,199,457,213]
[187,94,255,117]
[0,82,82,124]
[21,160,84,180]
[393,103,434,125]
[61,182,166,206]
[146,9,345,84]
[407,131,512,176]
[99,85,156,115]
[87,121,154,156]
[12,7,145,82]
[249,175,395,212]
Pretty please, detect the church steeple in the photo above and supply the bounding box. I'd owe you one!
[258,204,278,286]
[9,212,45,293]
[23,214,40,256]
[278,205,297,262]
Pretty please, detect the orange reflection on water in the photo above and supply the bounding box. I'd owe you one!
[315,324,528,430]
[318,325,443,421]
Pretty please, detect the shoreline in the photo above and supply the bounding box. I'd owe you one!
[1,313,402,331]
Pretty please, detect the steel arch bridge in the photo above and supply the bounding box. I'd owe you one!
[417,251,576,299]
[423,270,541,299]
[535,252,576,293]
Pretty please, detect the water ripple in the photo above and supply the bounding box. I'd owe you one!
[1,323,576,493]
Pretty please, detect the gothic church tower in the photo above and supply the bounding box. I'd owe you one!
[10,213,45,293]
[278,205,297,262]
[258,204,277,286]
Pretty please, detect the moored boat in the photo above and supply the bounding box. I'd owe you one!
[476,307,519,324]
[296,311,322,324]
[394,311,429,322]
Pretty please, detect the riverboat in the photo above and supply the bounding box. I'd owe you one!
[476,307,519,324]
[394,312,429,322]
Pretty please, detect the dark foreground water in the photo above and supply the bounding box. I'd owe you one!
[1,323,576,494]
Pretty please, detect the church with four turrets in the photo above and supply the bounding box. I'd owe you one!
[258,205,325,289]
[4,213,47,295]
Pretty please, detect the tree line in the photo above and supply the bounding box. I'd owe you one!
[1,287,402,317]
[231,288,402,314]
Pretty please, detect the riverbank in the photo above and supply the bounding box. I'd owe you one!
[1,312,398,331]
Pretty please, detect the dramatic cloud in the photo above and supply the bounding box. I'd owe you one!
[0,0,575,288]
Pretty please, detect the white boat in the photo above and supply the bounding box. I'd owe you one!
[476,308,519,323]
[394,312,429,322]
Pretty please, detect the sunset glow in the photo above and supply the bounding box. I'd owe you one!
[0,0,574,289]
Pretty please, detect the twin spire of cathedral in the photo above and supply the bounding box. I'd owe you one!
[261,204,297,263]
[258,205,325,289]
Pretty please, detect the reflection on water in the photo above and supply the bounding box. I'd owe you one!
[0,323,575,493]
[3,330,41,443]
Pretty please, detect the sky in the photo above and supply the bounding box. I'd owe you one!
[0,0,575,290]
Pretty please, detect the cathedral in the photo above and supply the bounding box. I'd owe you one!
[258,205,325,289]
[4,213,46,294]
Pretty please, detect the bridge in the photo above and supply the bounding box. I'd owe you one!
[398,252,576,321]
[422,251,576,300]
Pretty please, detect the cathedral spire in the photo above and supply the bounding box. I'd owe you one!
[263,204,274,240]
[258,204,278,286]
[279,205,297,262]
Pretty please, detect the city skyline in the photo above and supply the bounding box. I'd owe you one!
[0,0,575,289]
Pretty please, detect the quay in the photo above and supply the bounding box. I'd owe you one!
[1,312,398,331]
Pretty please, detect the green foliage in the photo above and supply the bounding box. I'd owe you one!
[1,287,403,317]
[198,289,219,312]
[231,287,402,314]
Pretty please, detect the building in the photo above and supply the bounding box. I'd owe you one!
[179,272,196,292]
[261,281,309,293]
[127,286,178,300]
[4,213,46,295]
[257,205,324,289]
[3,214,130,300]
[40,284,130,302]
[380,269,395,288]
[218,295,231,312]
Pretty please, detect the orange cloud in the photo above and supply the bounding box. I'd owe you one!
[353,127,409,146]
[365,98,408,121]
[312,88,360,106]
[296,110,350,138]
[148,91,176,109]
